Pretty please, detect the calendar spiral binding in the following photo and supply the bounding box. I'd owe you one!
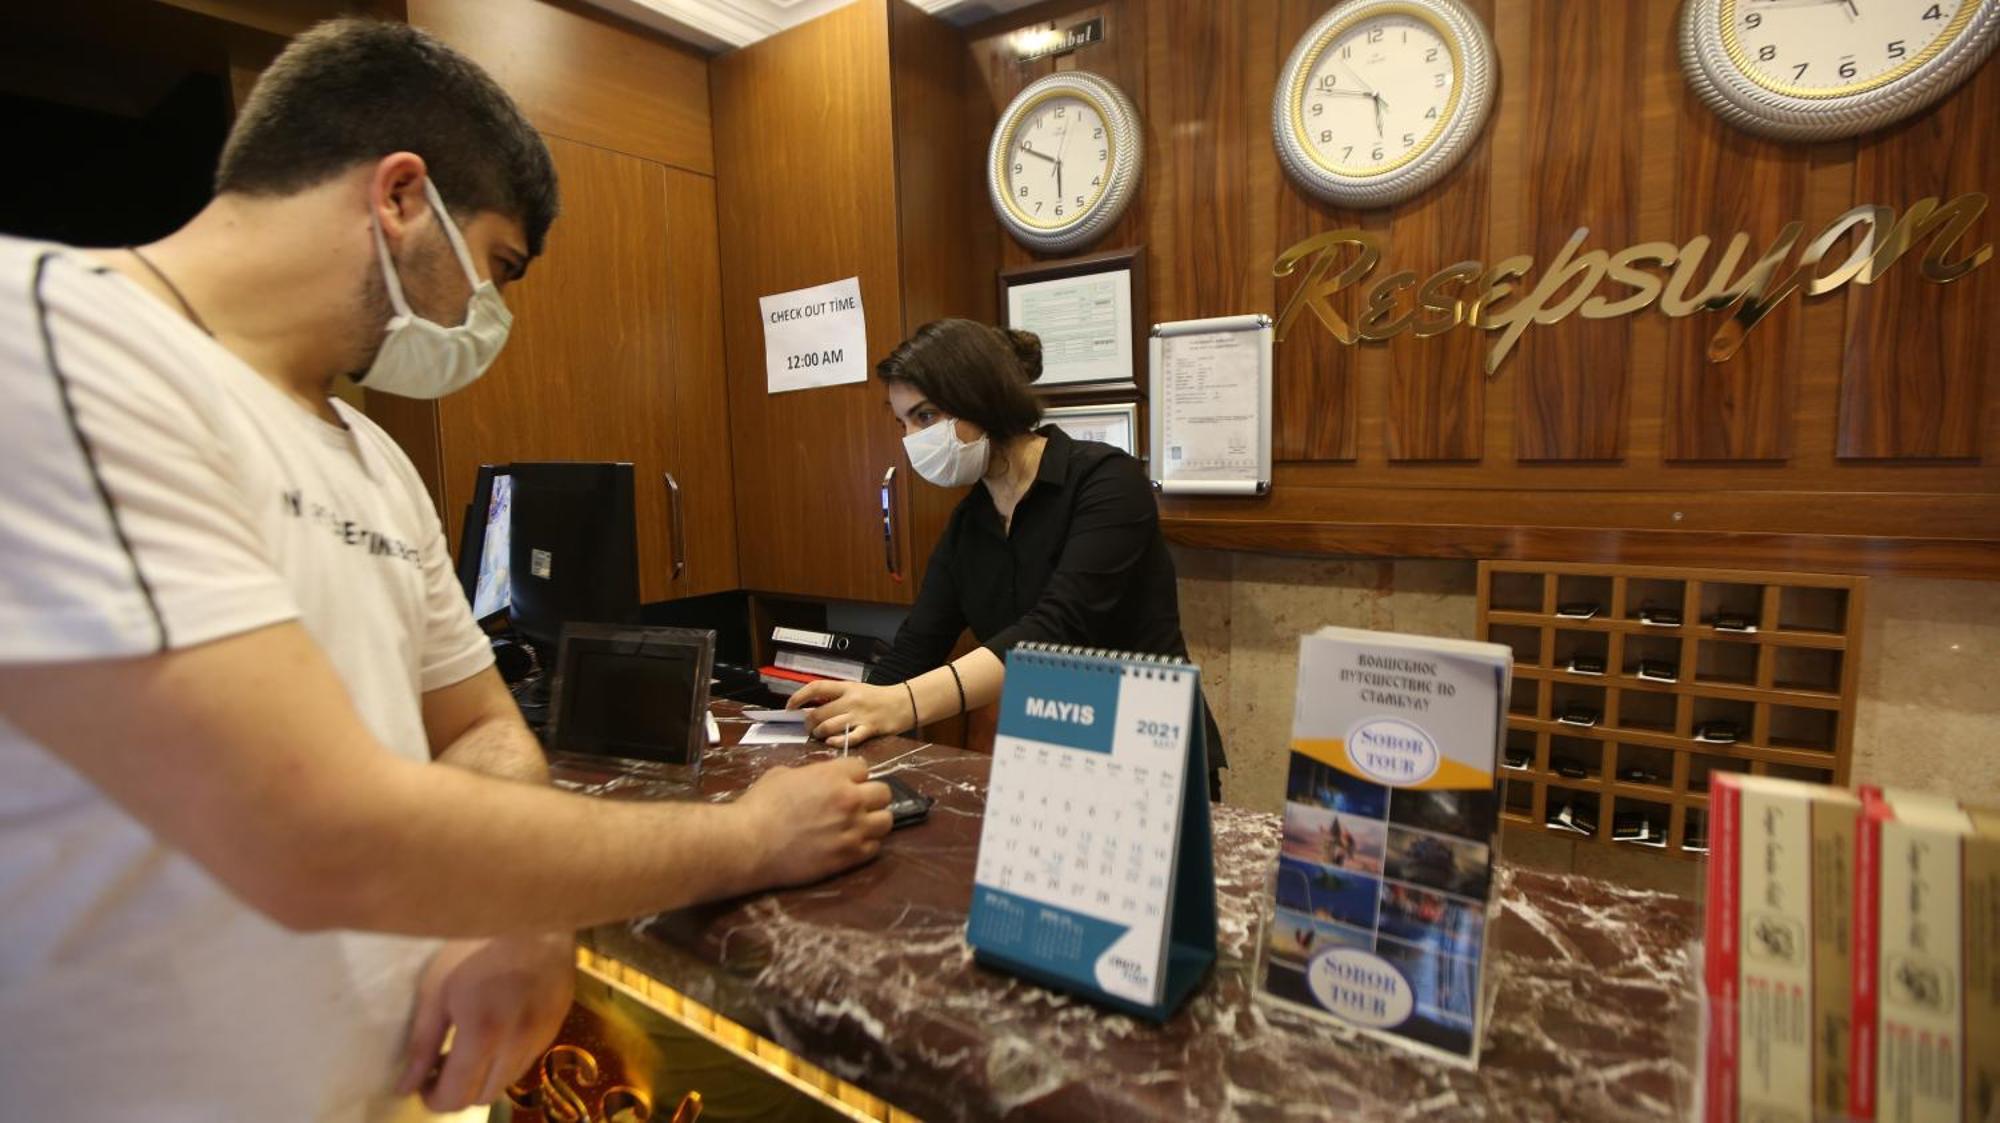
[1015,641,1191,680]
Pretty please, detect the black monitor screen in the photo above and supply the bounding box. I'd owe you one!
[507,462,639,648]
[562,649,697,764]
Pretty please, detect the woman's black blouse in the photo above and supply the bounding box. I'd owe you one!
[871,425,1227,771]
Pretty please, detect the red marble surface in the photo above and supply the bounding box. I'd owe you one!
[560,710,1700,1122]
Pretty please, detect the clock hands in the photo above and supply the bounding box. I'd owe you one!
[1329,58,1389,138]
[1017,144,1057,164]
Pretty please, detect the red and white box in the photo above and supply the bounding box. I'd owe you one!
[1851,789,1997,1123]
[1703,774,1859,1123]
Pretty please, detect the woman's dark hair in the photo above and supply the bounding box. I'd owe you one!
[876,319,1044,441]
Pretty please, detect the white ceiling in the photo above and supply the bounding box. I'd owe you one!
[578,0,1047,52]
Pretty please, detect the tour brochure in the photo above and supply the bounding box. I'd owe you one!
[1257,626,1511,1067]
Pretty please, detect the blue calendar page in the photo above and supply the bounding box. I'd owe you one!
[968,646,1205,1013]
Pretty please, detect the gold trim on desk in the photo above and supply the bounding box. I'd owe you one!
[574,947,923,1123]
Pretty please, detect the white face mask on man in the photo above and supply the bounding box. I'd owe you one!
[357,176,513,400]
[903,417,991,488]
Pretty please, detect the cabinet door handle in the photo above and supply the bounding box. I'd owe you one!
[880,466,902,583]
[663,471,686,581]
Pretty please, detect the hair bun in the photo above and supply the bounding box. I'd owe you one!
[1003,328,1044,384]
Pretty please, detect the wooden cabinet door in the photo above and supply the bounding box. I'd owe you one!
[659,169,740,599]
[713,0,917,604]
[433,134,685,603]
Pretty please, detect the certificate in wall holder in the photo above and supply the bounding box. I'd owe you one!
[1044,401,1141,458]
[967,643,1216,1022]
[1148,314,1273,496]
[999,247,1146,402]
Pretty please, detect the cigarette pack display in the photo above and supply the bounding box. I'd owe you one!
[1852,788,1998,1123]
[1702,774,1859,1123]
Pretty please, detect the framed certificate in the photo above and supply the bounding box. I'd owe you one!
[1044,402,1141,458]
[999,247,1147,401]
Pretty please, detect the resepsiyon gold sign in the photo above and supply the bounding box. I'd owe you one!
[1273,193,1994,374]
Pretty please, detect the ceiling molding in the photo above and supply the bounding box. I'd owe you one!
[577,0,1048,52]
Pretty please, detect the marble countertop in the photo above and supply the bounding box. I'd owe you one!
[563,714,1699,1122]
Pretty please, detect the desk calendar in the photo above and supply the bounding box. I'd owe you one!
[967,644,1216,1021]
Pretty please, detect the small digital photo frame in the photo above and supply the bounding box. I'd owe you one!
[547,624,715,783]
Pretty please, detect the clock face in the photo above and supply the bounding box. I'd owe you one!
[1002,93,1114,230]
[1723,0,1976,95]
[1298,13,1459,175]
[1271,0,1496,208]
[988,71,1143,253]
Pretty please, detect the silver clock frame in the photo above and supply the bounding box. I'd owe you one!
[1271,0,1496,210]
[1679,0,2000,142]
[987,71,1144,256]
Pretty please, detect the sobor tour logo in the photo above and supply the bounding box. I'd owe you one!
[1346,718,1439,785]
[1307,948,1415,1029]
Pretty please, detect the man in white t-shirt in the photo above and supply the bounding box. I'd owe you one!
[0,20,892,1122]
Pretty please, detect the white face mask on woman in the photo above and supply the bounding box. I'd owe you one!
[357,176,513,400]
[903,417,990,487]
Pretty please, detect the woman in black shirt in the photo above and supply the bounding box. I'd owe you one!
[788,318,1226,795]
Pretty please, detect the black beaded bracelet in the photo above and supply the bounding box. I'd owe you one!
[946,662,967,717]
[903,680,919,731]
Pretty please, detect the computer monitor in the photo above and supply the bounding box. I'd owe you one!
[506,461,640,650]
[456,465,513,623]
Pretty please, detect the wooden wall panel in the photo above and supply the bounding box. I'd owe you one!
[435,135,682,602]
[893,0,988,593]
[1837,57,1999,461]
[1382,0,1491,463]
[1662,110,1810,461]
[1270,0,1360,462]
[409,0,713,175]
[714,0,916,604]
[661,169,740,597]
[1146,0,1261,322]
[1510,0,1640,462]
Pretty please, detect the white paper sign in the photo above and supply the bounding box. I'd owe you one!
[1006,270,1132,387]
[761,276,869,394]
[1159,331,1259,478]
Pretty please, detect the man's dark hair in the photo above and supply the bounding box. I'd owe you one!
[877,319,1045,442]
[216,19,558,255]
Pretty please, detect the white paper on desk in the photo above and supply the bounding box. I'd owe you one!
[742,709,806,724]
[1158,330,1259,480]
[739,723,812,746]
[761,276,868,394]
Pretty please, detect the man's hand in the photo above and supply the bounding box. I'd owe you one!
[394,932,574,1111]
[787,680,913,748]
[734,758,893,888]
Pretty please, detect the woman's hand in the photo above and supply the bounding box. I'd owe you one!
[786,680,914,749]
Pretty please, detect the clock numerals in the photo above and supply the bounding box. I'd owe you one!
[990,73,1140,249]
[1730,0,1969,93]
[1296,12,1457,173]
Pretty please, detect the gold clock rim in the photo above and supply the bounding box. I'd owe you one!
[1288,1,1465,180]
[994,87,1119,232]
[1717,0,1980,100]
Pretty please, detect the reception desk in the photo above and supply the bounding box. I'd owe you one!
[549,711,1699,1122]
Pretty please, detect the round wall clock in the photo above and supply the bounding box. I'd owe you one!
[1680,0,2000,141]
[1272,0,1497,209]
[987,71,1143,255]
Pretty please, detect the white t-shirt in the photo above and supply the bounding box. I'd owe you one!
[0,236,495,1121]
